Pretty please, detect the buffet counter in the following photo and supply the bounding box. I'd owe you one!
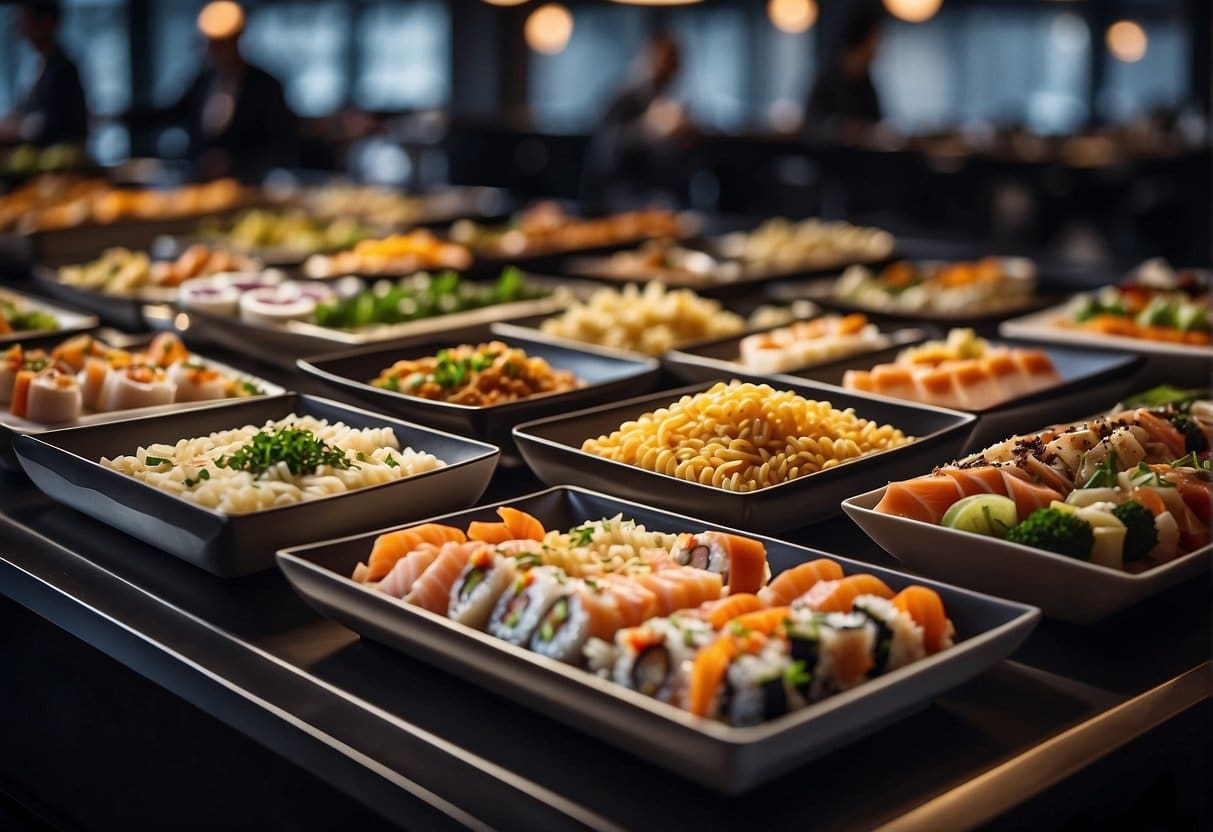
[0,350,1208,832]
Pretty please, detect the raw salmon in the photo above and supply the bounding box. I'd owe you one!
[364,523,467,582]
[797,575,893,612]
[757,559,844,606]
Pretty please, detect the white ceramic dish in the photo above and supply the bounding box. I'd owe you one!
[999,299,1212,384]
[842,486,1211,625]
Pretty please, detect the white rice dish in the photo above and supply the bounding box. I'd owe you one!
[101,415,445,514]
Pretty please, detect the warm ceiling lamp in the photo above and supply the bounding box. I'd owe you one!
[1106,20,1148,63]
[883,0,942,23]
[482,0,529,6]
[197,1,245,39]
[525,4,574,55]
[768,0,817,34]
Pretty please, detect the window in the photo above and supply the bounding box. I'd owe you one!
[529,6,648,132]
[873,7,1090,133]
[241,3,351,117]
[670,7,751,130]
[59,0,131,116]
[355,2,450,111]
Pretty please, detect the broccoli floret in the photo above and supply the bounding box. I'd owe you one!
[1111,500,1158,562]
[1004,508,1094,559]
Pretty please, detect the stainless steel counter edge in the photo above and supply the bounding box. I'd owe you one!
[0,516,622,832]
[877,661,1212,832]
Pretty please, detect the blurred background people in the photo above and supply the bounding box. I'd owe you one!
[0,0,89,148]
[580,31,695,210]
[145,1,298,181]
[806,5,884,137]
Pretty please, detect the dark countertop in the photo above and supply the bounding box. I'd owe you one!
[0,319,1210,831]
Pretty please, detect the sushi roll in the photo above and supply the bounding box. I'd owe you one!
[180,277,241,317]
[448,549,517,630]
[80,355,112,409]
[610,615,715,703]
[852,594,927,674]
[488,566,569,647]
[24,368,83,424]
[669,531,769,595]
[0,345,22,404]
[99,365,177,412]
[528,587,586,664]
[142,333,190,367]
[239,285,318,327]
[784,610,878,700]
[169,361,229,402]
[529,577,656,664]
[720,639,795,726]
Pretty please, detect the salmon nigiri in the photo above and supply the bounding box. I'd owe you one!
[693,593,765,629]
[891,586,954,654]
[633,567,723,617]
[375,545,440,599]
[726,606,793,635]
[671,531,769,595]
[405,541,483,613]
[362,523,467,582]
[796,575,893,613]
[757,558,844,606]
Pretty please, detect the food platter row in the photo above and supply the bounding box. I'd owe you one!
[7,360,1208,790]
[0,203,1208,798]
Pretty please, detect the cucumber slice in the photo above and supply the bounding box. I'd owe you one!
[941,494,1019,538]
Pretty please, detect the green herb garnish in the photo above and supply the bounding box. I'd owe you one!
[1083,451,1119,489]
[144,456,170,466]
[785,659,812,688]
[215,426,355,479]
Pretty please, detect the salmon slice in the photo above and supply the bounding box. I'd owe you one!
[704,532,768,595]
[843,370,875,394]
[10,370,33,419]
[375,545,439,598]
[687,638,736,717]
[874,475,964,523]
[405,541,480,613]
[877,467,1064,524]
[798,575,893,612]
[727,606,793,635]
[498,507,546,541]
[1012,349,1060,380]
[601,576,659,624]
[467,521,513,544]
[914,366,964,410]
[757,558,845,607]
[983,352,1024,397]
[892,586,952,653]
[828,628,875,687]
[1135,411,1188,459]
[50,334,94,372]
[365,523,467,582]
[869,364,917,401]
[635,567,723,616]
[941,467,1064,521]
[144,333,190,367]
[951,360,1001,410]
[696,593,765,629]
